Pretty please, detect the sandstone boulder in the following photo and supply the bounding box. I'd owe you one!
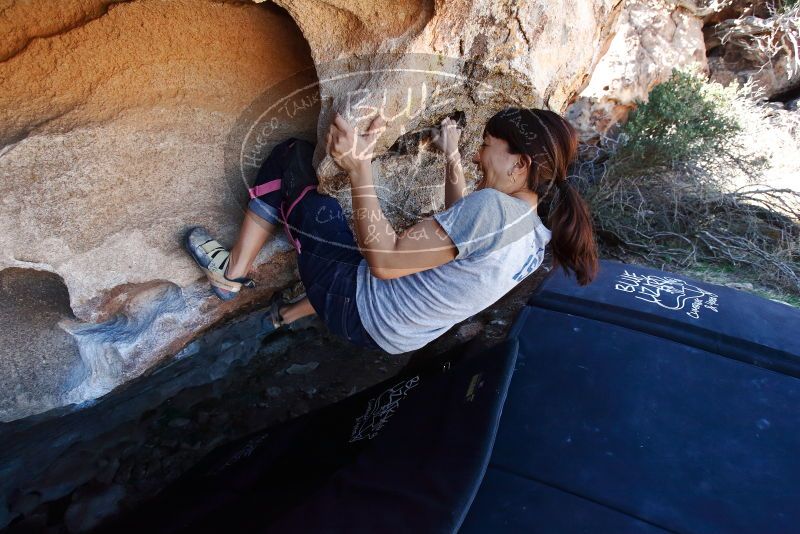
[1,0,624,421]
[0,0,315,420]
[565,0,708,143]
[706,9,800,99]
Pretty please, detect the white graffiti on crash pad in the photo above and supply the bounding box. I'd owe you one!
[349,376,420,442]
[614,270,719,319]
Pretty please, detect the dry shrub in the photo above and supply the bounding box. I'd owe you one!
[576,66,800,295]
[715,0,800,82]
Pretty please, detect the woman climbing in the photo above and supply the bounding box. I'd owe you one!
[185,107,599,354]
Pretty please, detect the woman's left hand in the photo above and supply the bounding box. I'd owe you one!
[326,112,387,176]
[431,116,462,160]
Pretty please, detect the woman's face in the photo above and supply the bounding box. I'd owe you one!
[471,133,528,194]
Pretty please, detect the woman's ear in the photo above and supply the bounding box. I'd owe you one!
[511,155,531,174]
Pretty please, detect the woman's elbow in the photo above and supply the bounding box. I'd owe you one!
[366,260,389,280]
[370,267,389,280]
[369,262,432,280]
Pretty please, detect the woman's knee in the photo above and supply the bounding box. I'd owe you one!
[247,197,282,227]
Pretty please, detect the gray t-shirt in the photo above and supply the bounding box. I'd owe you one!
[356,188,552,354]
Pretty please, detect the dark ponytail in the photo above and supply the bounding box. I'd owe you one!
[484,108,599,285]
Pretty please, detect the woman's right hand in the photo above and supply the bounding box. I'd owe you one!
[327,112,386,176]
[431,116,462,160]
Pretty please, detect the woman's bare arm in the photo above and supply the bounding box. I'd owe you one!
[432,116,466,209]
[327,111,457,279]
[349,166,456,280]
[444,151,467,209]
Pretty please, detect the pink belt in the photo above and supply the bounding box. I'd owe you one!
[248,178,317,255]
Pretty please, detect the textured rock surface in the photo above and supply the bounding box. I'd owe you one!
[0,252,551,532]
[706,9,800,99]
[566,0,709,143]
[0,0,316,315]
[0,0,316,420]
[266,0,625,192]
[693,0,772,26]
[1,0,623,421]
[0,269,83,422]
[0,0,124,63]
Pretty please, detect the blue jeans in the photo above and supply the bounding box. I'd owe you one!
[248,172,381,351]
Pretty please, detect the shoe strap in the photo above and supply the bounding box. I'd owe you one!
[199,239,231,273]
[225,272,256,289]
[199,240,256,289]
[220,256,257,288]
[205,268,242,292]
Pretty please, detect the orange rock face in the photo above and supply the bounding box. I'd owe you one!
[0,0,318,420]
[1,0,624,420]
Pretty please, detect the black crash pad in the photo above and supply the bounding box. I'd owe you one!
[98,261,800,533]
[462,306,800,533]
[527,260,800,377]
[100,336,518,533]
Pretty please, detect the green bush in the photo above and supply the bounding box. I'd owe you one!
[579,65,800,297]
[611,65,744,175]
